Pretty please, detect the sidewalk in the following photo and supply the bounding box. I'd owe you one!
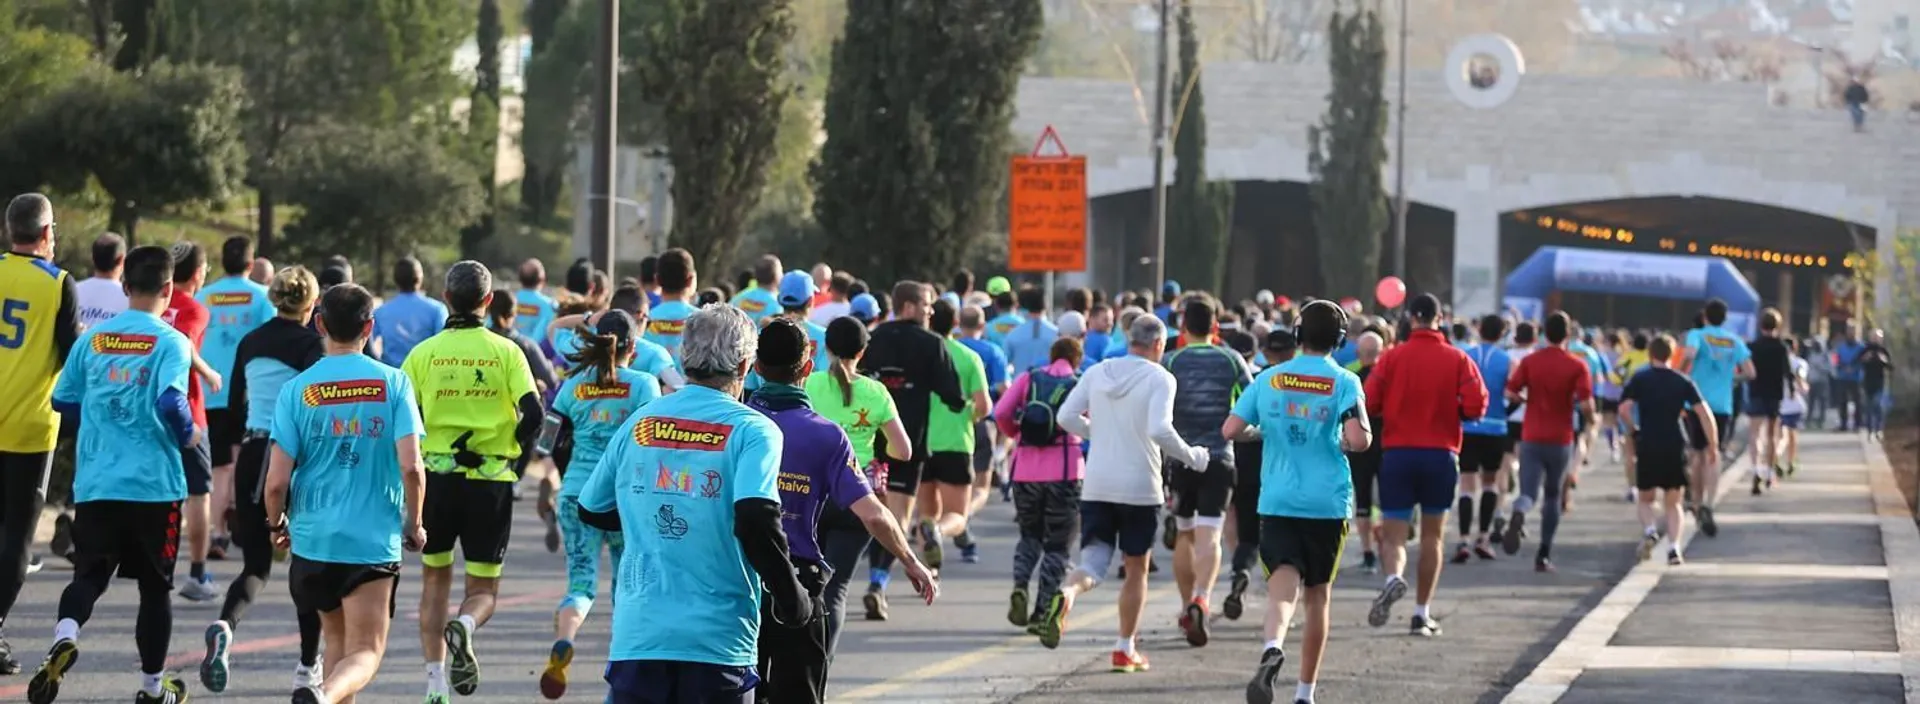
[1505,432,1920,703]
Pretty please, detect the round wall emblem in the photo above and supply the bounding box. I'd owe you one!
[1445,34,1525,109]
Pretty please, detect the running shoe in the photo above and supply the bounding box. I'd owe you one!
[538,481,560,553]
[960,543,981,564]
[1636,532,1660,563]
[540,640,572,700]
[1502,512,1528,555]
[294,661,323,689]
[1007,588,1030,627]
[917,521,943,569]
[863,589,890,621]
[1667,549,1685,566]
[199,621,232,692]
[443,620,480,696]
[25,554,42,576]
[1110,649,1150,673]
[179,575,222,603]
[1474,542,1498,561]
[49,512,74,561]
[1697,505,1719,538]
[1367,575,1407,628]
[1410,614,1443,637]
[1244,646,1285,704]
[1751,473,1763,496]
[292,684,328,704]
[133,675,189,704]
[1182,599,1210,647]
[0,633,18,676]
[424,692,451,704]
[1360,551,1379,575]
[1162,514,1178,550]
[1490,515,1508,545]
[27,638,79,704]
[208,535,229,561]
[1535,558,1556,574]
[1449,542,1472,564]
[1035,593,1070,650]
[1223,570,1251,621]
[1623,488,1637,503]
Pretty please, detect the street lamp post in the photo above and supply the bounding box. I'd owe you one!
[1146,0,1171,295]
[1391,0,1408,283]
[589,0,620,277]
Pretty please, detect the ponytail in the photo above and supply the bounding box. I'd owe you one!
[564,325,624,385]
[831,356,854,406]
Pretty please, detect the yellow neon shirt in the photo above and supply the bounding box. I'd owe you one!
[401,326,537,480]
[0,254,71,453]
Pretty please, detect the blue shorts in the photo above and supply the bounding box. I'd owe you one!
[1376,449,1459,522]
[604,660,758,704]
[1080,501,1160,557]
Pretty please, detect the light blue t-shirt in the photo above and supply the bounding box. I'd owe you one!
[197,276,275,409]
[52,310,193,503]
[373,292,449,368]
[1570,340,1608,386]
[551,326,677,379]
[1232,354,1364,520]
[644,299,699,366]
[514,288,557,342]
[730,288,780,325]
[553,367,662,498]
[1463,342,1512,435]
[958,336,1008,393]
[984,312,1025,350]
[1684,325,1751,415]
[577,384,783,666]
[1003,317,1060,374]
[243,358,302,432]
[271,354,423,565]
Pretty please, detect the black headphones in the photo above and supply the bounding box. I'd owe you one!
[1297,300,1349,350]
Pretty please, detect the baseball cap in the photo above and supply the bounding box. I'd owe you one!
[1264,328,1298,355]
[1254,289,1275,307]
[1162,280,1182,297]
[1057,311,1087,338]
[984,276,1012,296]
[777,269,816,308]
[1409,293,1442,322]
[850,293,881,322]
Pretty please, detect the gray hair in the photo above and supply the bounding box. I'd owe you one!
[445,260,493,312]
[1127,313,1166,348]
[6,193,53,244]
[681,303,756,380]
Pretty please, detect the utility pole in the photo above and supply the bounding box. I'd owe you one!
[589,0,620,276]
[1147,0,1171,293]
[1391,0,1409,282]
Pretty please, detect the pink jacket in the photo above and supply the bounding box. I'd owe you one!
[993,360,1086,483]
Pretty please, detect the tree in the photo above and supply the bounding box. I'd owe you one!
[1308,4,1388,300]
[813,0,1044,284]
[461,0,504,259]
[518,0,572,222]
[1236,0,1330,63]
[1165,0,1234,294]
[270,123,485,278]
[632,0,795,271]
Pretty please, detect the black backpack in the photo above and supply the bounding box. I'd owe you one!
[1018,370,1078,447]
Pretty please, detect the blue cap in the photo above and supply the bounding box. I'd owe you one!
[1162,280,1182,296]
[850,293,881,322]
[940,291,961,308]
[777,269,816,308]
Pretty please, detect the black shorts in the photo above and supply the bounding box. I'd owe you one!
[1599,399,1621,415]
[232,436,273,552]
[971,421,994,473]
[422,473,513,569]
[1169,457,1234,519]
[1259,516,1349,587]
[1507,420,1525,444]
[206,409,239,467]
[1459,434,1507,474]
[181,436,213,496]
[1347,450,1381,516]
[1683,412,1711,451]
[1746,397,1781,419]
[288,555,400,615]
[1080,501,1160,557]
[923,452,973,486]
[885,459,924,495]
[72,500,182,588]
[1634,441,1689,491]
[605,660,756,704]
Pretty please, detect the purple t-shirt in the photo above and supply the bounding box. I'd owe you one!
[749,401,873,562]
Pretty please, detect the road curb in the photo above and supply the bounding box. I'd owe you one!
[1861,435,1920,704]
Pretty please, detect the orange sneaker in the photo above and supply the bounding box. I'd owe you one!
[1110,649,1150,673]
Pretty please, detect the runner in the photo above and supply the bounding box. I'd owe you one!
[1457,315,1513,564]
[1223,329,1296,621]
[1344,332,1385,574]
[642,248,700,365]
[984,279,1023,348]
[1859,329,1893,441]
[1596,330,1628,465]
[263,283,428,704]
[1778,338,1810,474]
[1678,299,1752,537]
[199,266,326,694]
[540,312,661,700]
[549,284,684,391]
[750,318,937,703]
[1744,309,1793,494]
[400,261,542,702]
[573,304,814,704]
[775,270,832,373]
[1003,287,1059,374]
[32,245,195,704]
[198,235,276,564]
[1564,319,1609,511]
[1226,299,1370,704]
[162,242,225,604]
[0,193,79,675]
[856,281,964,619]
[729,254,783,324]
[1361,294,1487,637]
[995,337,1085,630]
[74,234,127,330]
[809,272,854,326]
[512,259,557,342]
[1502,312,1594,573]
[955,306,1010,511]
[1162,297,1254,647]
[1610,333,1652,499]
[373,256,450,368]
[918,299,993,566]
[249,258,274,286]
[1040,314,1210,672]
[1619,334,1717,566]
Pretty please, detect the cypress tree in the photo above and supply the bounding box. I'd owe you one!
[461,0,503,259]
[1165,0,1235,294]
[1308,3,1388,299]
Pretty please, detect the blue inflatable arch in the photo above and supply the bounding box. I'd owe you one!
[1502,246,1760,338]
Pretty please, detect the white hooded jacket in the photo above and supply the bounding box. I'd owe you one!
[1057,355,1209,506]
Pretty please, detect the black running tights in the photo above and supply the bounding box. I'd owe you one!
[58,570,171,673]
[0,452,49,631]
[223,438,321,666]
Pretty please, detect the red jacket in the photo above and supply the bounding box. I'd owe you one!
[1364,329,1489,452]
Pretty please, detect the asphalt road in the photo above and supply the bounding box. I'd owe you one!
[0,446,1696,703]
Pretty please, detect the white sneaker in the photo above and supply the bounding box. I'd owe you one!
[178,575,222,602]
[295,661,324,689]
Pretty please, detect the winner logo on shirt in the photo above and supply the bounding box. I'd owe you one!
[206,292,253,306]
[575,382,632,401]
[1275,373,1335,396]
[633,417,732,451]
[93,333,156,355]
[303,380,389,406]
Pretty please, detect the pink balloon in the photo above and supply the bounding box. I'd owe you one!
[1375,276,1407,308]
[1338,297,1363,314]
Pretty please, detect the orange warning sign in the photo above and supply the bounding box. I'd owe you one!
[1009,155,1088,273]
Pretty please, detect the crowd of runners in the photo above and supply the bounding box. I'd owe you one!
[0,190,1899,704]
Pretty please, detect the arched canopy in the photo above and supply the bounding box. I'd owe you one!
[1503,246,1761,337]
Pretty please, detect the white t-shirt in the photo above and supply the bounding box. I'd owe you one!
[1781,356,1810,416]
[1507,345,1535,422]
[809,300,851,325]
[74,277,128,331]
